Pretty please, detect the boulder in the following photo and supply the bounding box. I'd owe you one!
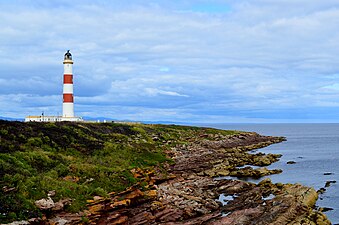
[35,197,55,210]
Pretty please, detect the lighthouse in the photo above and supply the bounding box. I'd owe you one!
[25,50,83,122]
[63,50,74,117]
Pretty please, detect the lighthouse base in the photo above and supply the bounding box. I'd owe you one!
[25,115,83,122]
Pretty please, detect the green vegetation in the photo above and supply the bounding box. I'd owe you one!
[0,121,238,223]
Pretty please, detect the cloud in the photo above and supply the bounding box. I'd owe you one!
[144,88,189,97]
[1,1,339,122]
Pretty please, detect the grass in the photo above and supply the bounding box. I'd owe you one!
[0,121,239,223]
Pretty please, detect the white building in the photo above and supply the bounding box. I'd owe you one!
[25,115,83,122]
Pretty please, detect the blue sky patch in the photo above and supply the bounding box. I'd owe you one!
[190,3,231,13]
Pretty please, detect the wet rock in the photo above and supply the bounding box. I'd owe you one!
[252,153,282,166]
[317,187,326,194]
[320,207,334,212]
[283,184,318,207]
[258,178,272,187]
[218,180,254,194]
[287,161,296,164]
[229,167,282,178]
[324,172,333,175]
[276,182,284,189]
[325,180,336,187]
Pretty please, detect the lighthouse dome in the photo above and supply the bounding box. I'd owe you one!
[64,50,72,60]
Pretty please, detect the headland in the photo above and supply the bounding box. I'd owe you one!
[0,121,331,224]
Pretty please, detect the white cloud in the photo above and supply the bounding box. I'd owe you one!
[144,88,189,97]
[1,1,339,122]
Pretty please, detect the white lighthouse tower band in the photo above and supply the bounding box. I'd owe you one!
[25,50,83,122]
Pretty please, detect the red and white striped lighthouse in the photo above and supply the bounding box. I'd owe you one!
[25,50,83,122]
[63,50,74,118]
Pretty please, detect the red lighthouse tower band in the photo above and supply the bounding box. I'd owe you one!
[63,50,75,117]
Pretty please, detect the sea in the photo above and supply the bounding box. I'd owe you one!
[204,123,339,224]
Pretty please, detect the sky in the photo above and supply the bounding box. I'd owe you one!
[1,0,339,123]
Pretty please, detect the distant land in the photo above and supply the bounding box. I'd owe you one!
[0,116,24,122]
[0,116,191,125]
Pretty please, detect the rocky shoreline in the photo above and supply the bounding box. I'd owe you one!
[8,130,331,225]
